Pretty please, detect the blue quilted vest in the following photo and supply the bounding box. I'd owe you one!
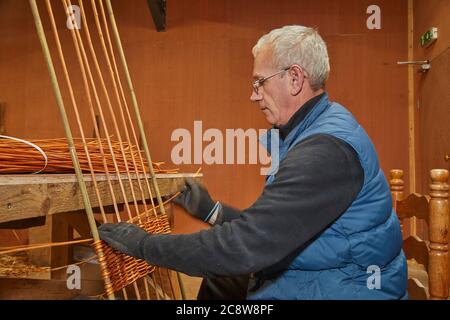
[248,94,407,299]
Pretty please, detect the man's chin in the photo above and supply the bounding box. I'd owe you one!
[265,117,276,125]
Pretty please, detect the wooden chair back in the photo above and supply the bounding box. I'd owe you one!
[389,169,449,300]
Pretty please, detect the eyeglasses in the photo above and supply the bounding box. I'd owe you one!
[252,66,291,95]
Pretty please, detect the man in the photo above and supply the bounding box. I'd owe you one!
[99,25,407,299]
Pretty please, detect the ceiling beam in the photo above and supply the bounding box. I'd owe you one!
[147,0,166,32]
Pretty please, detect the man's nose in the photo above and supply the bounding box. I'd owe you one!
[250,90,262,102]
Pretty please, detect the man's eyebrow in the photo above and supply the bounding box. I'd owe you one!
[253,73,263,80]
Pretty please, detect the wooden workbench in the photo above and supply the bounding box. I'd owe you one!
[0,173,199,224]
[0,172,200,283]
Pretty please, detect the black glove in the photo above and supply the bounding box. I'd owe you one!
[173,178,217,222]
[98,222,150,260]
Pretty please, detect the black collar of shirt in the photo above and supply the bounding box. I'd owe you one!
[276,92,326,140]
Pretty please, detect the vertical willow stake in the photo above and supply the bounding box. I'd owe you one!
[29,0,115,300]
[104,1,167,218]
[105,0,186,300]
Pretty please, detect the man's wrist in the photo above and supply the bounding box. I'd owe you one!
[204,201,221,225]
[137,233,152,260]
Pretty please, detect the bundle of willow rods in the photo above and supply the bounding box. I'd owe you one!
[0,137,178,174]
[0,252,49,278]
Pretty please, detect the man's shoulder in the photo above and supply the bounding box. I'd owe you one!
[282,133,360,170]
[291,133,353,151]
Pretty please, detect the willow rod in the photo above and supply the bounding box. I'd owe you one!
[88,0,150,218]
[97,0,172,297]
[79,0,152,299]
[105,0,167,219]
[29,0,115,300]
[66,0,136,222]
[61,0,122,222]
[65,0,144,299]
[100,0,173,293]
[63,0,125,222]
[96,0,158,218]
[86,0,163,297]
[0,238,93,255]
[45,0,107,222]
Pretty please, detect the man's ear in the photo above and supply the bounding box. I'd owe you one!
[289,65,305,96]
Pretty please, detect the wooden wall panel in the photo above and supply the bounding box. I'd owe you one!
[414,0,450,62]
[413,0,450,281]
[417,51,450,189]
[0,0,408,237]
[413,0,450,192]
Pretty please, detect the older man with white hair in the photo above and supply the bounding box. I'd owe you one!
[99,25,407,300]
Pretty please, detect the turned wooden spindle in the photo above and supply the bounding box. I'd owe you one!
[428,169,449,300]
[390,169,405,235]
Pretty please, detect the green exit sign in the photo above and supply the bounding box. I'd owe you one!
[421,27,438,47]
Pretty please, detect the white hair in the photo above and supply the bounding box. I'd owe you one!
[252,25,330,91]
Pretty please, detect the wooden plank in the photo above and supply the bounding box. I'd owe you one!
[0,253,104,297]
[0,216,46,229]
[50,213,73,280]
[403,235,429,270]
[408,278,428,300]
[59,211,94,238]
[26,213,72,280]
[0,277,104,299]
[407,0,417,236]
[27,210,83,280]
[0,173,201,223]
[396,193,430,220]
[408,0,416,193]
[27,220,52,280]
[27,213,72,280]
[146,0,166,31]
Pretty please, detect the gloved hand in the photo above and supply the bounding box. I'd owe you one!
[98,222,150,260]
[173,177,217,222]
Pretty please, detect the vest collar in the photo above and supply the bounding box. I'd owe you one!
[277,92,326,140]
[260,93,330,154]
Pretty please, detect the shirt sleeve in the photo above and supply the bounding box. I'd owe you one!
[141,134,364,277]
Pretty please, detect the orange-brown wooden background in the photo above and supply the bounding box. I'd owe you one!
[413,0,450,193]
[0,0,409,237]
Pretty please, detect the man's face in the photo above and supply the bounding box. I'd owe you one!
[250,47,290,126]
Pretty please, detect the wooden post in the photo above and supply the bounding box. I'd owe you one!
[28,212,80,280]
[407,0,416,193]
[407,0,417,236]
[390,169,405,236]
[428,169,449,300]
[146,0,166,32]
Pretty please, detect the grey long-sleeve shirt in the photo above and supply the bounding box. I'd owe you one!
[141,96,364,278]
